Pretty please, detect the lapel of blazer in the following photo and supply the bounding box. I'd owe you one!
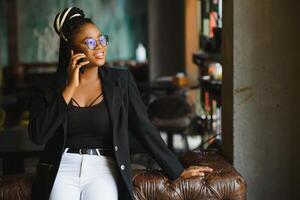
[99,67,123,131]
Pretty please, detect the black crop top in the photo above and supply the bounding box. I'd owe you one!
[65,93,113,149]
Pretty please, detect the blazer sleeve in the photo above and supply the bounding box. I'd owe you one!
[28,86,68,145]
[127,71,185,180]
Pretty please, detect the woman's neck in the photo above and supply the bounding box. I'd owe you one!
[79,65,100,85]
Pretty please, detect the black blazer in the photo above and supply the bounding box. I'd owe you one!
[28,66,184,200]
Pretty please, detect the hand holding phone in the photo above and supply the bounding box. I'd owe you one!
[67,50,90,88]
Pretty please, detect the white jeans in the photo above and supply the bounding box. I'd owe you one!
[49,148,118,200]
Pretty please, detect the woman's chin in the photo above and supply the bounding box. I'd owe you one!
[95,59,106,66]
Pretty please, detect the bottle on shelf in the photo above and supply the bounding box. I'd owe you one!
[136,43,147,62]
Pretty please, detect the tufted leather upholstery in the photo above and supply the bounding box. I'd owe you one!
[0,151,246,200]
[0,174,32,200]
[133,150,246,200]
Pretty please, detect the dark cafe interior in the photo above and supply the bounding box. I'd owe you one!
[0,0,299,200]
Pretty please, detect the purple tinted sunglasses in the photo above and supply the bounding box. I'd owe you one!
[83,35,109,50]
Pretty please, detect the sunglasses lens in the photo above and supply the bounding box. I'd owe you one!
[85,38,97,50]
[99,35,108,46]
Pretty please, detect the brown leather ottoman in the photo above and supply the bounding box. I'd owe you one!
[0,151,246,200]
[133,150,246,200]
[0,174,33,200]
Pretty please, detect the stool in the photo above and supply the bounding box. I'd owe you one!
[147,94,192,152]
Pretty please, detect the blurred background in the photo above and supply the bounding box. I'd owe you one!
[1,0,300,199]
[0,0,223,157]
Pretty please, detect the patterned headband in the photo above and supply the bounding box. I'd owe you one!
[54,7,83,42]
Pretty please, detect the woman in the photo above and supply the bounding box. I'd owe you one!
[28,7,212,200]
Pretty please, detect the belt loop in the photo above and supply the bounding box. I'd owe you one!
[95,149,100,156]
[64,148,69,153]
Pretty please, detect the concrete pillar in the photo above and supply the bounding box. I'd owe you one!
[222,0,300,199]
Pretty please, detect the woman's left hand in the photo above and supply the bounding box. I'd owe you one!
[180,166,213,179]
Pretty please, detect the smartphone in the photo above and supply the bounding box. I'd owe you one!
[77,58,85,74]
[73,48,86,74]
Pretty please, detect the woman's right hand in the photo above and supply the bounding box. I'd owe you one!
[66,49,90,88]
